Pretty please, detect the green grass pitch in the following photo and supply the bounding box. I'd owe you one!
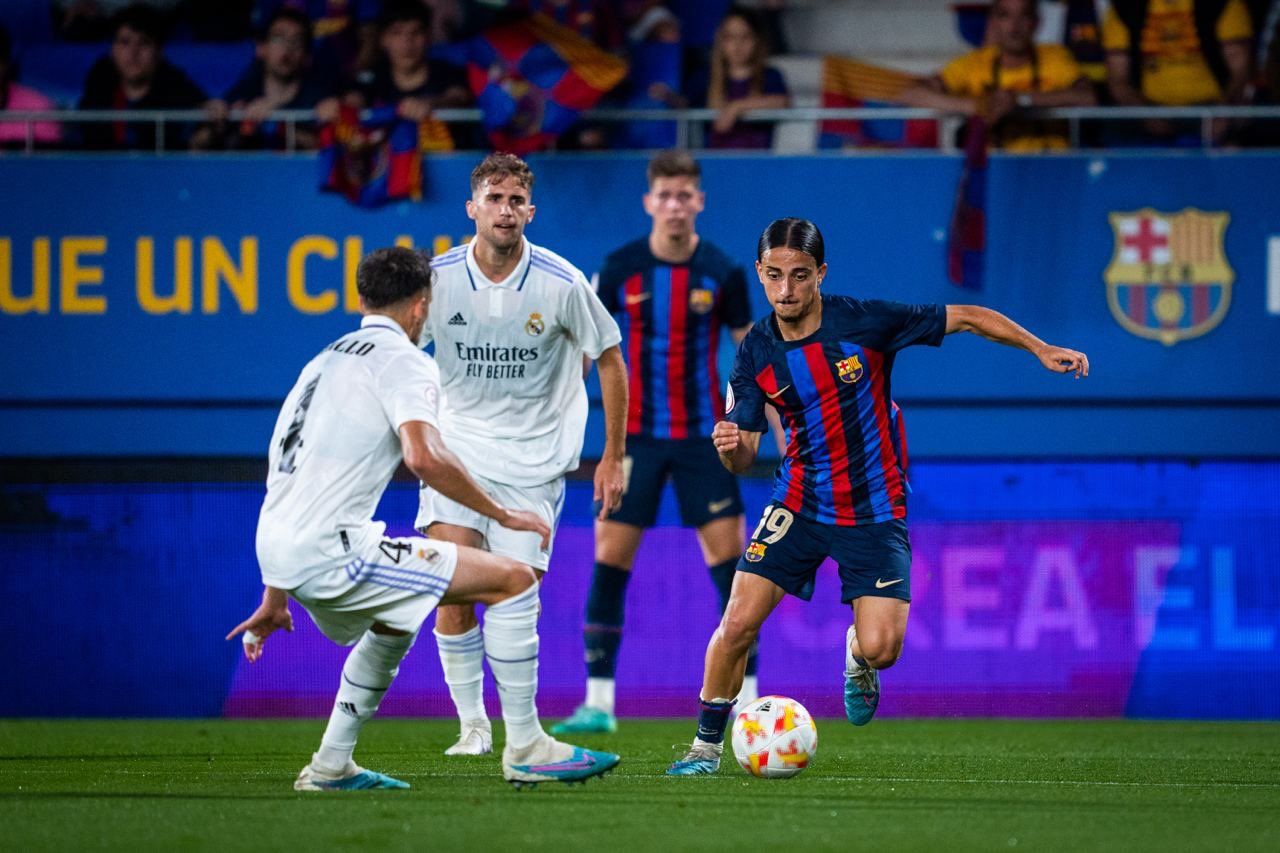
[3,718,1278,851]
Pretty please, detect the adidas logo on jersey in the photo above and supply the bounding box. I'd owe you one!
[448,313,467,326]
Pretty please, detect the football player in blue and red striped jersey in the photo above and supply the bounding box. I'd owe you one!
[553,151,768,736]
[667,218,1089,775]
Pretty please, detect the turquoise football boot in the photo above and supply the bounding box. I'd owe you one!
[844,624,880,726]
[551,704,618,735]
[294,758,410,791]
[503,735,620,788]
[665,742,722,776]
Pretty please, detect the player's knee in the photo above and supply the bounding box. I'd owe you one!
[435,603,478,633]
[858,634,903,670]
[500,559,538,597]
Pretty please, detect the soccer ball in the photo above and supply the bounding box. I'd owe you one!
[730,695,818,779]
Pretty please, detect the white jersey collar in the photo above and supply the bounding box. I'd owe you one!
[360,314,409,338]
[465,236,533,291]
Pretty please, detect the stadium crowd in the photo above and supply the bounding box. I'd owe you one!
[1,0,1279,151]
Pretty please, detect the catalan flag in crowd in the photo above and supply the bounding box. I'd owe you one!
[436,13,628,154]
[318,105,443,208]
[946,116,989,290]
[818,56,937,149]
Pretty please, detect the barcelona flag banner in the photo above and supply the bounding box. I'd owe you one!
[819,56,937,149]
[436,13,628,154]
[946,116,989,290]
[318,105,447,209]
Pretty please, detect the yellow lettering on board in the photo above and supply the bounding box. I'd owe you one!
[0,237,51,314]
[202,237,258,314]
[344,236,363,313]
[61,237,108,314]
[136,237,194,314]
[287,236,339,314]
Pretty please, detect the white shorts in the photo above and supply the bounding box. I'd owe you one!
[415,475,564,571]
[289,535,459,646]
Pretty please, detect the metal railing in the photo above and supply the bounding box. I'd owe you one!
[5,105,1280,154]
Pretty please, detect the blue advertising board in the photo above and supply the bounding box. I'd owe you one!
[2,152,1279,457]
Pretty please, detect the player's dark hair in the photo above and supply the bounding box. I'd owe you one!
[112,4,168,45]
[647,149,700,187]
[470,151,535,194]
[757,218,824,267]
[357,247,433,309]
[258,7,313,46]
[378,0,433,32]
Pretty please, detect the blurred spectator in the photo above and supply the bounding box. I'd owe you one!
[1103,0,1253,142]
[901,0,1096,151]
[685,6,790,149]
[53,0,183,42]
[611,5,683,149]
[210,8,332,149]
[349,1,469,118]
[77,4,210,150]
[0,25,63,148]
[1231,0,1280,143]
[254,0,381,78]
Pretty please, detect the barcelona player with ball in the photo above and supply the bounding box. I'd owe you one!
[669,219,1089,776]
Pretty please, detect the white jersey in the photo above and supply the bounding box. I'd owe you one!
[425,237,621,487]
[256,314,443,589]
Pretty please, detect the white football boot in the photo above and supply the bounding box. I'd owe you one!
[443,718,493,756]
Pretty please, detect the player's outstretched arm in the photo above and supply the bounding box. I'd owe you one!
[945,305,1089,378]
[226,585,293,663]
[713,421,762,474]
[400,421,552,549]
[593,344,628,520]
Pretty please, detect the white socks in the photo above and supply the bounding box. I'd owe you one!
[586,677,615,715]
[738,675,759,706]
[482,583,544,750]
[316,630,416,771]
[435,624,487,723]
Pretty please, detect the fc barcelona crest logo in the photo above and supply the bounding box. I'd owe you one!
[524,312,546,336]
[745,542,767,562]
[1104,208,1233,346]
[836,355,863,384]
[689,288,715,315]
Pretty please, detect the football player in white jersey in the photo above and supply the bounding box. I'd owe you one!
[416,153,628,756]
[228,247,621,789]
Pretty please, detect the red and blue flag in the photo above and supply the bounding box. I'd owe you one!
[318,105,426,208]
[435,13,627,154]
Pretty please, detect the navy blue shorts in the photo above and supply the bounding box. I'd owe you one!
[736,506,912,603]
[599,436,744,529]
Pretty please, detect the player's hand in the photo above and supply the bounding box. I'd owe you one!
[1036,345,1090,378]
[594,454,624,520]
[225,588,293,663]
[499,508,552,550]
[713,420,742,454]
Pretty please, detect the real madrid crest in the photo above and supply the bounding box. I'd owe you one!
[836,354,863,384]
[524,312,545,336]
[1104,208,1233,346]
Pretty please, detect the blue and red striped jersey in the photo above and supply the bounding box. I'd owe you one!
[726,294,946,526]
[597,238,752,439]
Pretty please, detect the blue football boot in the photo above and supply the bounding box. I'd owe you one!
[294,757,410,791]
[551,704,618,735]
[665,742,722,776]
[503,735,620,788]
[844,624,880,726]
